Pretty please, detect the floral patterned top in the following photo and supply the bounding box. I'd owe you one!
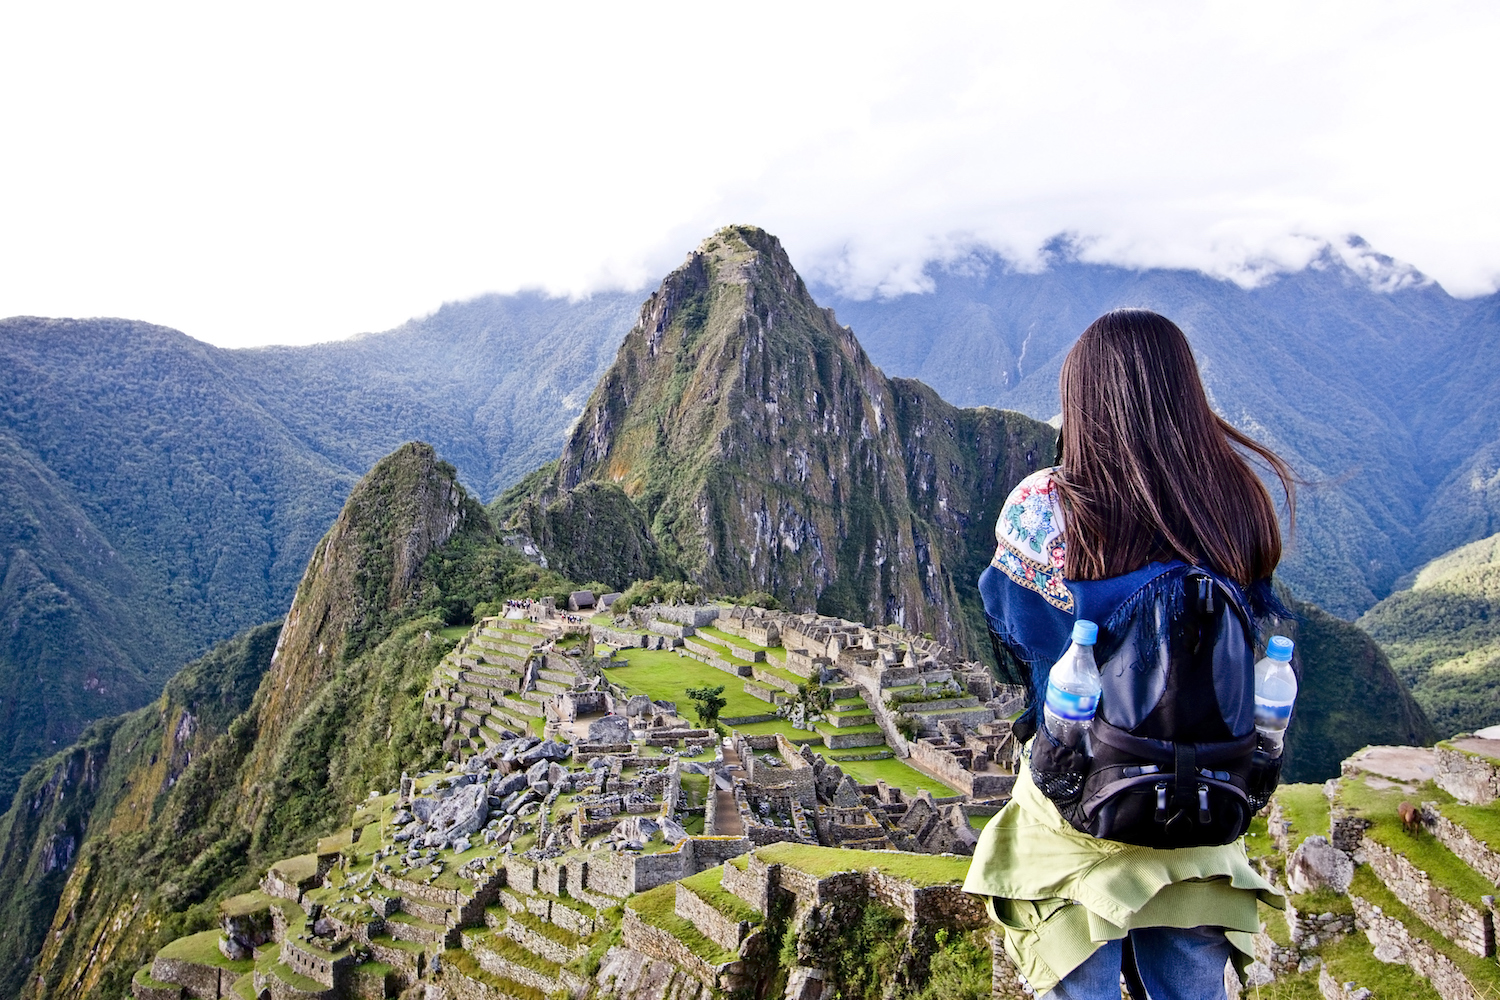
[992,467,1073,612]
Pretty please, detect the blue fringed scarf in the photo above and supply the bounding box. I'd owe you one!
[980,560,1293,731]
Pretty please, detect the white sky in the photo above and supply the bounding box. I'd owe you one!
[2,2,1498,348]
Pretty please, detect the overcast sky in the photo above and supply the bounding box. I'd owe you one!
[3,2,1497,348]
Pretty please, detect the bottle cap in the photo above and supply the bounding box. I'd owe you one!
[1266,635,1294,661]
[1072,620,1098,645]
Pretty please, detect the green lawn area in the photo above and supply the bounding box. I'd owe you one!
[753,661,807,689]
[627,884,737,964]
[159,929,253,974]
[1337,777,1498,905]
[755,842,971,886]
[833,755,958,797]
[1273,783,1330,850]
[438,625,470,641]
[679,866,762,924]
[606,647,768,718]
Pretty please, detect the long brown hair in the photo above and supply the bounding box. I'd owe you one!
[1054,309,1294,585]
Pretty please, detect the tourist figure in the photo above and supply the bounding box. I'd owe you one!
[964,310,1296,999]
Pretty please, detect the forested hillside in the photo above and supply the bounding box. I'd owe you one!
[0,296,635,801]
[1359,532,1500,735]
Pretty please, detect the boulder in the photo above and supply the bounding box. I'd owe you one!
[489,771,528,799]
[391,809,414,826]
[625,694,652,717]
[589,715,631,744]
[421,783,488,847]
[1286,835,1354,894]
[548,762,567,786]
[519,739,572,764]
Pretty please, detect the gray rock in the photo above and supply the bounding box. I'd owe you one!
[625,694,651,717]
[526,759,550,783]
[1243,961,1274,988]
[391,809,414,826]
[420,783,488,847]
[519,739,571,764]
[588,715,630,744]
[1286,835,1354,894]
[489,771,528,799]
[451,837,472,855]
[588,756,610,770]
[548,762,566,786]
[530,779,550,797]
[411,798,437,823]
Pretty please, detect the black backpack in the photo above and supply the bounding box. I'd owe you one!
[1025,569,1284,848]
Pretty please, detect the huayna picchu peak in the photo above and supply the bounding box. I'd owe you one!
[511,226,1059,657]
[0,224,1473,1000]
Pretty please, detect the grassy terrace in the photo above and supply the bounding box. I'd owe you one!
[627,883,737,965]
[1320,931,1440,1000]
[1336,776,1498,906]
[1351,866,1500,996]
[443,948,546,1000]
[158,929,254,975]
[231,972,257,1000]
[437,625,471,641]
[269,853,318,883]
[474,927,562,976]
[835,755,959,797]
[604,647,769,718]
[697,625,772,652]
[679,866,762,925]
[755,842,971,885]
[219,890,272,918]
[1274,783,1330,851]
[510,909,584,947]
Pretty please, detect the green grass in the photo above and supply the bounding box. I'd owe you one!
[269,853,319,883]
[1433,790,1500,850]
[1274,783,1330,851]
[627,884,737,964]
[752,662,807,689]
[605,647,770,718]
[755,842,971,886]
[1336,776,1497,905]
[438,625,472,641]
[230,971,257,1000]
[679,866,763,925]
[814,721,883,736]
[1244,813,1277,860]
[158,929,253,974]
[833,755,959,797]
[1350,866,1500,996]
[1287,885,1353,919]
[367,934,426,953]
[1319,931,1441,1000]
[218,890,272,917]
[698,625,773,652]
[132,965,177,990]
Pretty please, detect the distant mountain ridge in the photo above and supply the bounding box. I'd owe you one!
[815,242,1495,617]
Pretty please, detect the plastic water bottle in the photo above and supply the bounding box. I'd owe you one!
[1044,620,1100,751]
[1254,635,1298,757]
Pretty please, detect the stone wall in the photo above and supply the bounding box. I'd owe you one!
[149,957,223,999]
[620,909,725,992]
[1361,836,1494,956]
[989,929,1035,999]
[1434,746,1500,806]
[675,882,753,951]
[1350,893,1479,1000]
[252,967,339,1000]
[1421,804,1500,887]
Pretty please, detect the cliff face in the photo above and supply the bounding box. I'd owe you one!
[0,442,501,1000]
[530,226,1056,652]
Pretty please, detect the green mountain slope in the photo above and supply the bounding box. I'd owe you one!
[0,442,581,999]
[1358,533,1500,735]
[513,226,1058,655]
[0,294,637,804]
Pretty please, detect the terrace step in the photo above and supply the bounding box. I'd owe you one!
[502,912,588,964]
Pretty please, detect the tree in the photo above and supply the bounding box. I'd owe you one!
[685,684,727,730]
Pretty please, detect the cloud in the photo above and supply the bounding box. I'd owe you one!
[1,2,1497,346]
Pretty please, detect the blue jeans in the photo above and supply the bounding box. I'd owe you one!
[1044,925,1231,1000]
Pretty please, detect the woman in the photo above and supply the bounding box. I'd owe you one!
[962,309,1295,999]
